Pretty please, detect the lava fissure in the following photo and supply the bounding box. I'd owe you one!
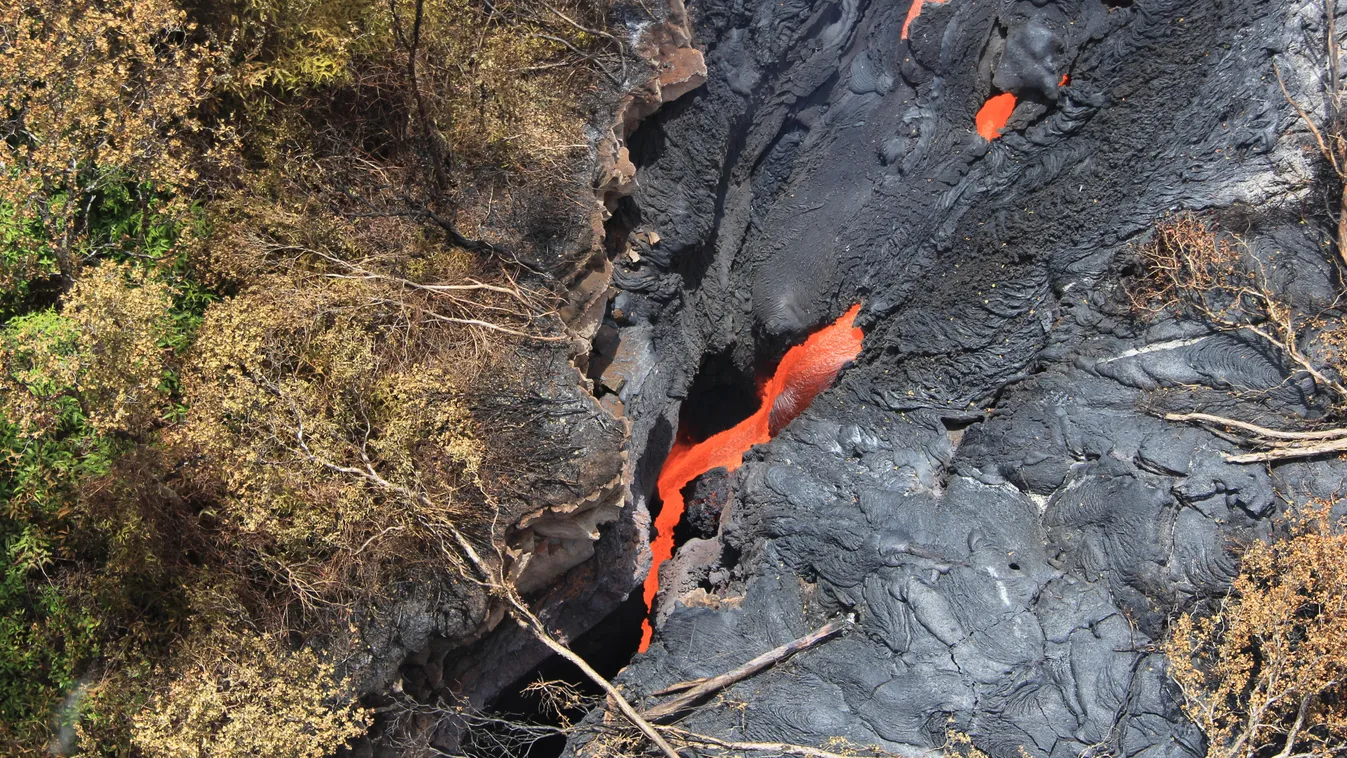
[638,304,865,651]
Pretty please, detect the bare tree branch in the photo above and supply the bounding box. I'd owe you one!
[1225,437,1347,463]
[644,620,849,722]
[1164,413,1347,441]
[1276,6,1347,269]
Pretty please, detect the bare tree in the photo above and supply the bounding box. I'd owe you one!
[1278,0,1347,267]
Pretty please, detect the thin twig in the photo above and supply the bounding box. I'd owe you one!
[536,0,627,80]
[533,33,621,86]
[1276,46,1347,268]
[1240,322,1347,403]
[369,297,566,341]
[1276,63,1338,175]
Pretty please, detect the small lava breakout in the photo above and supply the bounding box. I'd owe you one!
[900,0,948,39]
[976,92,1018,140]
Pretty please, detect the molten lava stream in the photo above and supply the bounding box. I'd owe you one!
[639,304,865,652]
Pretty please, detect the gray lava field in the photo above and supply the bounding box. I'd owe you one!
[564,0,1347,755]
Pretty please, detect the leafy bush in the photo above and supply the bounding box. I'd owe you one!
[175,267,490,601]
[0,265,177,748]
[0,580,100,747]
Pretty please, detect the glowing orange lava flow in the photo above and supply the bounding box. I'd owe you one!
[638,304,865,652]
[976,92,1017,140]
[901,0,948,40]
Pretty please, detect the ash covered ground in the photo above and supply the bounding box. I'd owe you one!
[573,0,1347,754]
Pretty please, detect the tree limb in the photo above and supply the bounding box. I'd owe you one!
[1225,437,1347,463]
[504,597,682,758]
[643,619,849,722]
[393,0,453,194]
[1271,695,1313,758]
[1164,412,1347,441]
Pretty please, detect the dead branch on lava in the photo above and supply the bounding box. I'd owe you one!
[380,623,910,758]
[1130,213,1347,463]
[643,619,849,722]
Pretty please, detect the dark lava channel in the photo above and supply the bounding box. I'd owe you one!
[558,0,1347,756]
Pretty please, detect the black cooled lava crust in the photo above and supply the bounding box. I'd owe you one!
[576,0,1347,756]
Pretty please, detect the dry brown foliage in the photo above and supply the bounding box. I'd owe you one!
[1128,214,1253,315]
[61,264,177,434]
[1164,502,1347,758]
[1127,214,1320,394]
